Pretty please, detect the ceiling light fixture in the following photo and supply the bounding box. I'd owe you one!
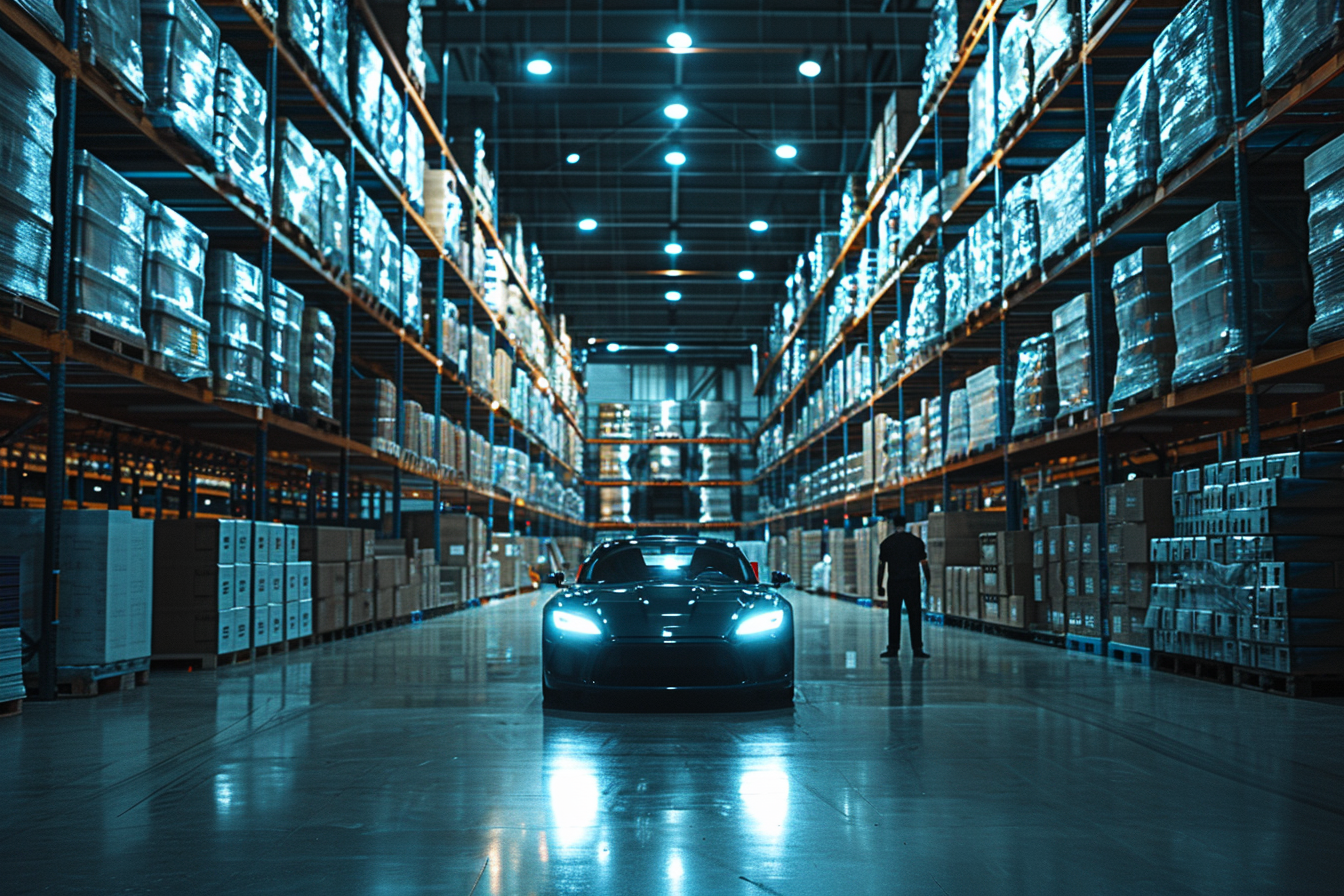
[664,150,687,166]
[667,31,692,53]
[663,102,688,120]
[566,153,580,164]
[664,242,683,255]
[606,342,622,353]
[665,290,682,302]
[526,59,553,76]
[799,60,821,78]
[749,220,769,232]
[775,144,798,160]
[665,342,680,354]
[578,218,597,231]
[587,337,597,345]
[738,269,756,281]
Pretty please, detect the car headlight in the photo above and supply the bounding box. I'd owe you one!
[552,609,602,636]
[736,609,784,636]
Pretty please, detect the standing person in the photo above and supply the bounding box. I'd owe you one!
[876,514,931,659]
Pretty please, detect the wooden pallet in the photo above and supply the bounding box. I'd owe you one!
[1,291,58,330]
[1031,46,1080,109]
[152,649,252,671]
[70,318,147,363]
[1112,385,1166,412]
[1152,651,1234,685]
[1099,178,1157,227]
[1232,666,1344,699]
[145,350,211,382]
[0,697,21,718]
[35,657,151,697]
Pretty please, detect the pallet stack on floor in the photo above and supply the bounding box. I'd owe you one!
[302,526,374,634]
[0,556,22,714]
[926,511,1001,617]
[1103,478,1173,653]
[1027,486,1100,636]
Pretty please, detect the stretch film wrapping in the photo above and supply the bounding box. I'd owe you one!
[73,151,150,346]
[898,169,931,253]
[1052,293,1096,417]
[143,201,210,379]
[905,262,944,361]
[142,0,219,160]
[205,251,266,405]
[1307,134,1344,346]
[1167,202,1308,388]
[353,187,382,297]
[920,0,970,111]
[1262,0,1343,91]
[354,26,382,148]
[214,44,268,209]
[967,365,1005,453]
[0,31,56,305]
[1012,333,1057,439]
[80,0,145,102]
[405,111,425,210]
[16,0,62,38]
[280,0,321,74]
[266,279,304,407]
[277,120,321,247]
[1002,175,1039,292]
[320,0,350,114]
[1038,138,1087,263]
[378,74,404,183]
[944,388,970,464]
[966,208,998,314]
[402,244,422,335]
[1110,246,1176,406]
[1030,0,1079,97]
[925,397,943,470]
[998,8,1034,140]
[406,0,427,88]
[967,60,996,174]
[376,219,399,317]
[299,307,335,417]
[318,151,349,274]
[1102,59,1160,221]
[942,239,968,337]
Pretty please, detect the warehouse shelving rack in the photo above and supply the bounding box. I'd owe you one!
[0,0,591,699]
[753,0,1344,656]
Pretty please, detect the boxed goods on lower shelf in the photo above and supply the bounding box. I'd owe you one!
[1167,201,1308,389]
[205,250,267,405]
[143,201,210,380]
[141,0,218,160]
[1109,246,1175,407]
[80,0,146,103]
[1012,332,1057,439]
[1101,59,1160,221]
[1305,133,1344,347]
[0,30,56,308]
[0,510,152,668]
[73,151,150,346]
[214,44,269,209]
[1261,0,1342,91]
[349,377,398,453]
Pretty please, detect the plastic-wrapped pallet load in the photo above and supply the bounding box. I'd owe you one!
[924,397,943,470]
[967,365,1005,453]
[1011,332,1057,438]
[1168,202,1308,387]
[1002,175,1039,292]
[0,31,56,306]
[143,201,210,380]
[942,240,969,337]
[1306,133,1344,347]
[79,0,146,102]
[1038,138,1087,264]
[1052,293,1097,417]
[142,0,219,160]
[280,0,322,75]
[966,208,998,314]
[904,262,943,361]
[378,74,404,183]
[997,7,1034,142]
[1262,0,1343,91]
[898,169,930,254]
[318,151,349,274]
[1101,59,1160,222]
[15,0,63,37]
[966,60,996,174]
[904,413,924,479]
[1030,0,1079,97]
[354,26,382,148]
[406,0,427,88]
[1109,246,1176,406]
[73,151,150,347]
[401,244,422,335]
[405,110,425,210]
[1153,0,1260,183]
[350,378,397,452]
[214,44,268,209]
[266,279,303,407]
[944,388,970,463]
[919,0,973,112]
[299,307,334,417]
[352,186,382,298]
[205,250,266,405]
[320,0,349,114]
[376,219,400,318]
[277,120,321,248]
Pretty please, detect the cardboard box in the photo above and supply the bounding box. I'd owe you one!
[251,603,268,646]
[1006,594,1026,628]
[347,591,374,625]
[1105,483,1126,521]
[1047,562,1066,602]
[1067,598,1101,636]
[314,594,345,633]
[394,584,418,617]
[251,565,269,608]
[1064,560,1081,599]
[314,562,346,598]
[1124,477,1173,523]
[1107,522,1153,563]
[375,587,395,621]
[250,522,271,564]
[234,564,252,608]
[1036,485,1100,527]
[153,562,235,613]
[1108,561,1128,601]
[983,595,1002,622]
[1080,524,1100,560]
[300,526,353,562]
[1064,524,1082,560]
[1032,530,1047,568]
[1126,564,1152,607]
[927,511,1005,541]
[283,524,299,562]
[153,518,242,564]
[151,608,235,655]
[265,524,286,563]
[1046,526,1065,563]
[1080,562,1101,599]
[298,598,313,637]
[284,600,299,640]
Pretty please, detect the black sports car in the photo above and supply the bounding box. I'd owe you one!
[542,536,794,707]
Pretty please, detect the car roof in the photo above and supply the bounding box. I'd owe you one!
[593,535,737,551]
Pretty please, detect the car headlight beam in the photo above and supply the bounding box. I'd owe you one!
[736,609,784,636]
[552,610,602,636]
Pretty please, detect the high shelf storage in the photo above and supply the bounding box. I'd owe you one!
[753,0,1344,669]
[0,0,589,697]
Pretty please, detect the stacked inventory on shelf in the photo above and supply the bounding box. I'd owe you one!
[596,403,633,523]
[1149,453,1344,674]
[0,555,20,705]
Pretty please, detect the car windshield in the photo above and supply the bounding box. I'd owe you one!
[582,543,754,585]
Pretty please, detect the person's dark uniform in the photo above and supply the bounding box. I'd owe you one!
[877,517,930,658]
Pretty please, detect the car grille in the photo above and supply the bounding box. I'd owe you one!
[591,641,746,687]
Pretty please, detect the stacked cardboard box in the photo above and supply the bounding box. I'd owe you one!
[300,525,373,633]
[786,529,807,586]
[403,512,487,603]
[928,511,1002,617]
[373,538,412,621]
[767,535,789,583]
[1104,477,1173,648]
[1027,484,1100,634]
[152,519,249,657]
[492,534,541,593]
[800,530,824,590]
[852,522,891,600]
[978,531,1033,626]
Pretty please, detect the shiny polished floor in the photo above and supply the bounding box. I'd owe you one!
[5,588,1344,895]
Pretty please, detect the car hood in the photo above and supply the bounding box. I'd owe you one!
[552,582,785,639]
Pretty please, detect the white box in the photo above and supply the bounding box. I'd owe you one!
[234,564,252,608]
[250,522,270,563]
[285,600,299,639]
[285,564,299,602]
[251,605,268,646]
[252,564,269,607]
[216,610,233,653]
[295,561,312,600]
[298,598,313,637]
[269,603,284,643]
[266,524,285,562]
[268,562,284,608]
[284,524,300,562]
[234,521,253,564]
[232,607,251,649]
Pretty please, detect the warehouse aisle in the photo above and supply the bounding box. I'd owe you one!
[4,588,1344,896]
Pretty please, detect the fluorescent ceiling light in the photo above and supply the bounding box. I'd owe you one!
[799,60,821,78]
[566,153,580,164]
[749,220,768,232]
[664,103,688,120]
[664,150,687,166]
[665,290,682,302]
[664,242,683,255]
[606,342,622,353]
[775,144,798,160]
[665,343,680,353]
[526,59,553,75]
[578,218,597,231]
[738,269,756,281]
[667,31,692,52]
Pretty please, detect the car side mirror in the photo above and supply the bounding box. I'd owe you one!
[771,570,792,586]
[545,571,565,586]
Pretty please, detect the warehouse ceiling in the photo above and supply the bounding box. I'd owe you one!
[419,0,934,355]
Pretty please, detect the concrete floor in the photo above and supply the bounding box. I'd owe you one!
[4,588,1344,896]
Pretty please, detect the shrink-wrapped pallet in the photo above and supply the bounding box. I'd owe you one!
[925,396,943,470]
[80,0,145,102]
[1002,175,1039,292]
[1052,293,1097,417]
[898,169,932,254]
[967,60,996,174]
[17,0,62,37]
[73,152,150,346]
[1030,0,1080,97]
[919,0,974,112]
[300,307,335,417]
[143,201,210,380]
[320,0,350,114]
[379,73,404,183]
[214,44,268,209]
[402,244,422,336]
[967,365,1005,453]
[142,0,219,160]
[405,110,426,210]
[998,7,1034,142]
[0,31,56,305]
[904,262,943,361]
[1109,246,1176,406]
[205,250,266,405]
[353,187,383,298]
[277,120,321,247]
[1102,59,1160,222]
[944,388,970,464]
[1168,202,1308,387]
[354,26,383,148]
[966,208,998,314]
[1262,0,1343,91]
[266,279,304,407]
[1038,138,1087,263]
[1012,333,1057,438]
[942,239,969,337]
[1307,133,1344,346]
[376,218,400,318]
[318,151,349,274]
[280,0,321,75]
